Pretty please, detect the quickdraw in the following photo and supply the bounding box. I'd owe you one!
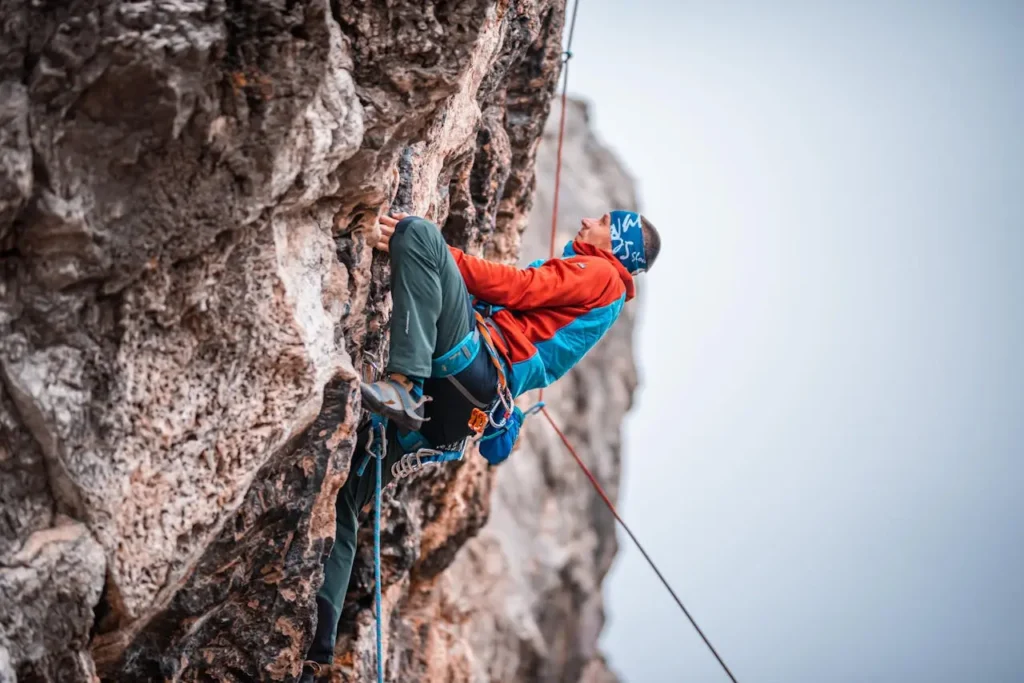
[391,449,439,479]
[356,413,388,478]
[390,437,469,481]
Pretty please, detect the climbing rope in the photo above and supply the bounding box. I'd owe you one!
[546,12,578,263]
[368,414,387,683]
[540,0,581,406]
[540,408,739,683]
[536,1,740,680]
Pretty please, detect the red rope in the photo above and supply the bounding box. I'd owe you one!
[548,62,571,263]
[540,407,617,512]
[539,408,739,683]
[540,33,575,405]
[532,4,739,680]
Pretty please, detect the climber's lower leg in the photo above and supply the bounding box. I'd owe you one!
[306,421,404,666]
[360,216,472,431]
[306,477,359,666]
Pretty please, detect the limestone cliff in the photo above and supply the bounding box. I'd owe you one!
[0,1,640,681]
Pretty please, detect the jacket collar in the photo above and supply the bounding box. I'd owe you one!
[568,240,637,301]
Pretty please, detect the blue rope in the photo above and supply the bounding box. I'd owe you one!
[370,414,386,683]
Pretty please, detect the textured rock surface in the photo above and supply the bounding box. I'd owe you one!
[1,1,640,681]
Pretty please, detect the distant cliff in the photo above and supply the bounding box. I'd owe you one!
[0,2,639,681]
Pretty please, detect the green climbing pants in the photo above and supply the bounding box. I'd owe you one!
[307,217,475,664]
[307,420,404,665]
[385,217,474,379]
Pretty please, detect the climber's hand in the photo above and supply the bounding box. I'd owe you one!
[376,212,410,252]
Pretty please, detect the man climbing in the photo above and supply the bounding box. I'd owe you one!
[300,208,661,680]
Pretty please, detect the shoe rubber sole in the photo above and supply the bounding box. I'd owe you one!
[360,383,425,432]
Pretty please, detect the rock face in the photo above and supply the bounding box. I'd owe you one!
[0,1,640,681]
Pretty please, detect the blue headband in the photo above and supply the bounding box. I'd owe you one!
[561,210,647,274]
[609,210,647,274]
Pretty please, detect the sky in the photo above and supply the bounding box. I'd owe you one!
[560,2,1024,682]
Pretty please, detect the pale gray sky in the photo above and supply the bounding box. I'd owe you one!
[562,2,1024,681]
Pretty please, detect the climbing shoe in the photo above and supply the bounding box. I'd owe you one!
[360,376,431,432]
[298,660,325,683]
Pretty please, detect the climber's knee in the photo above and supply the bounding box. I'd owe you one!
[391,216,445,259]
[393,215,421,237]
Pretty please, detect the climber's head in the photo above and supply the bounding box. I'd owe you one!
[577,210,661,274]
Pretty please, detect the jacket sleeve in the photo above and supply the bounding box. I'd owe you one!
[448,246,619,309]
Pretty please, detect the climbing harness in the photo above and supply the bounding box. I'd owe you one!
[422,298,513,433]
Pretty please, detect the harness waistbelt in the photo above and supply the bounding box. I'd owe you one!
[430,329,481,378]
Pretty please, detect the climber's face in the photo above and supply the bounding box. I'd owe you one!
[577,213,614,252]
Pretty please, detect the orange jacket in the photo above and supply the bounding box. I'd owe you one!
[448,240,636,397]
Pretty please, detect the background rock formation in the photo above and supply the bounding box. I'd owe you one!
[0,1,641,681]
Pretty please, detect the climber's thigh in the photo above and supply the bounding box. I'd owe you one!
[432,248,472,360]
[392,217,472,358]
